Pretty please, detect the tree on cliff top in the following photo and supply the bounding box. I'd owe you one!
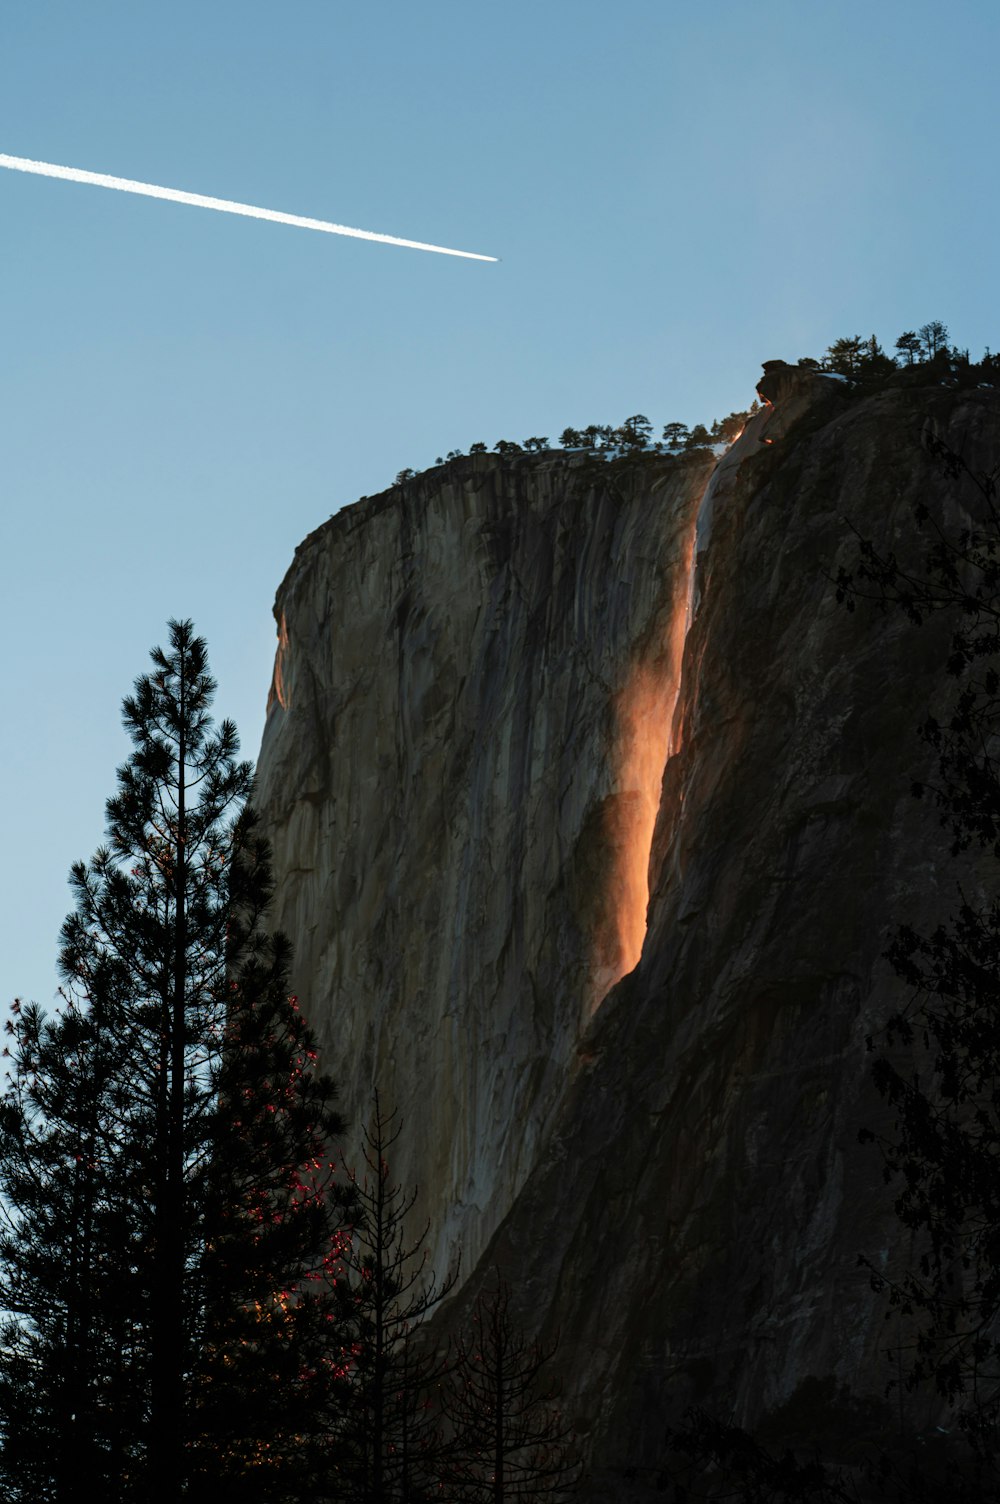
[0,620,352,1502]
[918,322,950,360]
[825,335,864,375]
[618,414,653,449]
[895,331,921,366]
[661,421,690,450]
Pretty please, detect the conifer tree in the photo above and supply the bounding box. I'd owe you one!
[895,330,921,365]
[0,620,351,1502]
[683,423,712,450]
[334,1096,456,1503]
[825,335,864,376]
[0,985,142,1499]
[443,1273,577,1503]
[918,321,950,360]
[618,414,653,449]
[859,334,895,377]
[661,421,690,451]
[713,410,750,444]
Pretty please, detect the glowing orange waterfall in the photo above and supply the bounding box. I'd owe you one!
[588,527,697,1009]
[583,407,768,1011]
[268,610,291,712]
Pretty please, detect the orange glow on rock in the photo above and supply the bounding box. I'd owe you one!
[268,610,290,712]
[588,532,694,1010]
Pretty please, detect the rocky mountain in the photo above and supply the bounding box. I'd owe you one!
[255,365,1000,1492]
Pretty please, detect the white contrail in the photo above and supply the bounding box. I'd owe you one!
[0,151,498,262]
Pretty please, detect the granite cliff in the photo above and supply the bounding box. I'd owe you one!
[255,367,1000,1490]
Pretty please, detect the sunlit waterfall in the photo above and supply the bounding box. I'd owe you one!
[588,452,729,1011]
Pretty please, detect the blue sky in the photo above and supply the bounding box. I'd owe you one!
[2,0,998,1006]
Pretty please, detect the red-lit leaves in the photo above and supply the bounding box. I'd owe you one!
[190,965,354,1494]
[0,622,355,1503]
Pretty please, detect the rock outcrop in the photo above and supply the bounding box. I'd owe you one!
[256,370,1000,1493]
[256,444,717,1278]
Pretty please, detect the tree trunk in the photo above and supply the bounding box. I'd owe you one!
[150,654,188,1504]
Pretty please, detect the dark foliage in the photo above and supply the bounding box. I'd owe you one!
[0,990,142,1497]
[659,1406,861,1502]
[0,620,352,1502]
[836,432,1000,1452]
[332,1096,456,1504]
[442,1273,577,1503]
[658,1398,988,1503]
[390,318,998,491]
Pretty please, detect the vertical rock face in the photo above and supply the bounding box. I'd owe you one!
[256,375,1000,1491]
[255,449,715,1276]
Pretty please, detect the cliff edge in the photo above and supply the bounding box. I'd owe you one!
[256,369,1000,1491]
[257,441,717,1281]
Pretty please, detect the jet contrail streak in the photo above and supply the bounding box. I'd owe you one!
[0,152,498,262]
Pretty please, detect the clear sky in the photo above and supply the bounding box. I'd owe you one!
[2,0,998,1007]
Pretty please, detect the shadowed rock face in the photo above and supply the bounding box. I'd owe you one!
[256,446,716,1278]
[256,375,1000,1493]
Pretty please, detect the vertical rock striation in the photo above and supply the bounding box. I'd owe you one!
[256,372,1000,1492]
[256,448,715,1277]
[447,377,1000,1492]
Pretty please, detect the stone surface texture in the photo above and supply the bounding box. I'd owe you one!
[256,370,1000,1493]
[257,445,716,1279]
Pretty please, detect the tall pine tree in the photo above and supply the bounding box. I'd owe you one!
[0,981,142,1498]
[0,620,353,1502]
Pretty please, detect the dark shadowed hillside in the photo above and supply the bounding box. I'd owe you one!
[256,365,1000,1494]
